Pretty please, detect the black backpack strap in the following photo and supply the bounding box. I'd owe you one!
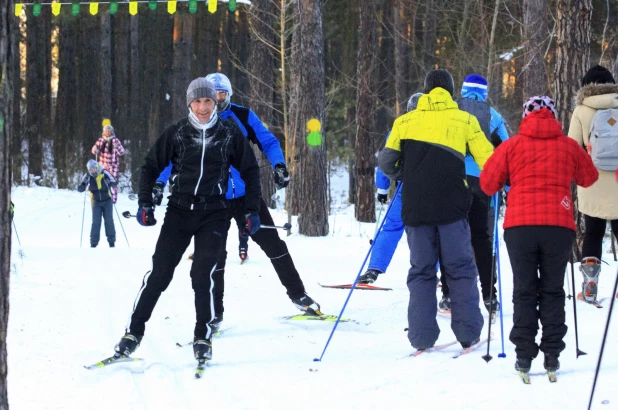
[230,105,260,148]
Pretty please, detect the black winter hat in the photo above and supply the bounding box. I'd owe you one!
[424,69,455,96]
[582,65,615,86]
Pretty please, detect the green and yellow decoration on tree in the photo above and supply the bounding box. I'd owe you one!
[14,0,248,16]
[306,118,322,147]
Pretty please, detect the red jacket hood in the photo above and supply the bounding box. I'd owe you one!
[518,109,563,139]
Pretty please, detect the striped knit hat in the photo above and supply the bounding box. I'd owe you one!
[461,74,488,99]
[522,95,557,118]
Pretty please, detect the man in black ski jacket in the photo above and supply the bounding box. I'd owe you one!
[113,77,262,363]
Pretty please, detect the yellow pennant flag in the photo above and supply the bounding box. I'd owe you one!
[14,3,23,16]
[208,0,217,13]
[89,2,99,15]
[167,0,177,14]
[51,2,61,15]
[129,1,138,15]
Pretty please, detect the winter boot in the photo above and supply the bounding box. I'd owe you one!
[438,295,451,313]
[210,315,223,334]
[460,338,480,349]
[543,353,560,372]
[114,333,142,357]
[193,336,213,361]
[484,297,500,315]
[359,269,380,284]
[239,247,248,263]
[291,294,321,316]
[580,257,601,302]
[515,357,532,373]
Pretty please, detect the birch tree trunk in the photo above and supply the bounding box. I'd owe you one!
[0,0,15,405]
[523,0,549,98]
[355,0,377,223]
[248,0,277,209]
[554,0,592,260]
[289,0,328,236]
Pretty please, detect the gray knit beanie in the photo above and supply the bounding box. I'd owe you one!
[186,78,217,107]
[407,92,423,112]
[424,69,455,96]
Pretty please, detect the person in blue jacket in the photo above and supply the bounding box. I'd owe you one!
[155,73,320,329]
[358,93,429,284]
[438,74,509,315]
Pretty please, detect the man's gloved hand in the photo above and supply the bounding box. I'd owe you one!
[245,213,261,235]
[137,203,157,226]
[376,188,388,204]
[152,181,165,206]
[273,163,290,190]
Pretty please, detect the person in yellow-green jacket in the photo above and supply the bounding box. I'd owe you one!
[378,69,495,352]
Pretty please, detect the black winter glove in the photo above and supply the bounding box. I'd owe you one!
[152,181,165,206]
[377,193,388,204]
[245,213,261,235]
[137,203,157,227]
[77,174,88,192]
[273,163,290,190]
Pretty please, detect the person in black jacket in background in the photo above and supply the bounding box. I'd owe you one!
[113,78,262,364]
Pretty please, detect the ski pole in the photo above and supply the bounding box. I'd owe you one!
[570,258,587,358]
[113,202,130,247]
[12,219,21,247]
[80,191,87,248]
[482,193,500,363]
[495,223,506,358]
[369,202,384,245]
[314,183,402,363]
[587,266,618,410]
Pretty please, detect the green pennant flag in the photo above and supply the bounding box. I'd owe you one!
[229,0,237,12]
[71,2,80,15]
[189,0,197,13]
[33,3,41,16]
[109,1,118,14]
[148,0,156,10]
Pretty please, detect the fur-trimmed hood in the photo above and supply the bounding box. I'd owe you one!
[576,83,618,105]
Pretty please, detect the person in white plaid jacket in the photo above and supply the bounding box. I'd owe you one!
[91,125,125,203]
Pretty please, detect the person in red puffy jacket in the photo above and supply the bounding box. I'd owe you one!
[480,96,599,375]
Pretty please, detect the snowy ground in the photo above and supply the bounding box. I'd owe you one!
[7,168,618,410]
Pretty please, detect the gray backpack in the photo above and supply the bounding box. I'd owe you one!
[588,108,618,171]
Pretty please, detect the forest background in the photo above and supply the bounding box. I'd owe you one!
[1,1,618,406]
[5,0,618,231]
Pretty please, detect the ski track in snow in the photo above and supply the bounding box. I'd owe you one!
[7,178,618,410]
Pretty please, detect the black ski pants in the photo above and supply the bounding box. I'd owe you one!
[441,176,495,300]
[213,197,305,317]
[504,226,574,359]
[581,214,618,260]
[126,205,227,339]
